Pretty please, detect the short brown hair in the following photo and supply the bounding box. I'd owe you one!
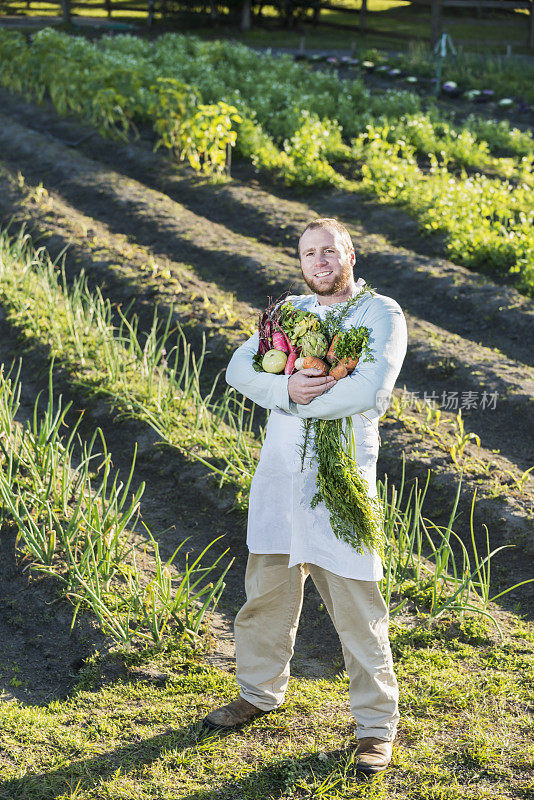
[298,218,354,257]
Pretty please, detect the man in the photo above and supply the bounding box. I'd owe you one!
[204,218,408,776]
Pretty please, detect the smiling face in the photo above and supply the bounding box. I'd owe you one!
[298,225,356,303]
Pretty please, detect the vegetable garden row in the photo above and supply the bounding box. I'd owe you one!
[0,28,533,295]
[0,227,530,648]
[308,45,534,107]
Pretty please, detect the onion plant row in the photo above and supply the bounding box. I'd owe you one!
[0,29,532,293]
[1,228,530,635]
[0,228,262,505]
[0,362,230,647]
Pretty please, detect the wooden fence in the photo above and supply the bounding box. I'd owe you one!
[0,0,532,49]
[312,0,534,48]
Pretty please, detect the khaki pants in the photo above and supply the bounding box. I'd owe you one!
[234,554,399,741]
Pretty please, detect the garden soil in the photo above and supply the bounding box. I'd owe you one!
[0,88,532,707]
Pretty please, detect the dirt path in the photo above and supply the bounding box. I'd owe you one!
[0,87,532,703]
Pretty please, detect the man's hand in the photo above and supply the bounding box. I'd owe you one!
[288,368,336,405]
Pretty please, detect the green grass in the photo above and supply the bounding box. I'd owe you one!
[0,0,150,18]
[0,617,532,798]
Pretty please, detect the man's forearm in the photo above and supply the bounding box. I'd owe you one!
[225,332,292,412]
[289,370,389,419]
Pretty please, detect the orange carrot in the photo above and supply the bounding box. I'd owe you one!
[338,356,359,374]
[302,357,329,376]
[326,334,340,364]
[330,363,348,380]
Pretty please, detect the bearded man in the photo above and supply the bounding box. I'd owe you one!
[203,217,408,775]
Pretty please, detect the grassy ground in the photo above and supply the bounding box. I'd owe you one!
[1,616,533,799]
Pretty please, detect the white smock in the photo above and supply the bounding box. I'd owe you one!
[225,281,408,581]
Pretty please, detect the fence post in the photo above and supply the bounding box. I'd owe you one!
[226,142,232,178]
[60,0,71,23]
[240,0,251,31]
[431,0,442,47]
[360,0,367,34]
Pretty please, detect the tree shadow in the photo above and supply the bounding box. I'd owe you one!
[0,721,227,799]
[0,716,367,800]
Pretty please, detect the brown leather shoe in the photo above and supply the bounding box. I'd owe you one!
[202,697,265,729]
[352,737,393,775]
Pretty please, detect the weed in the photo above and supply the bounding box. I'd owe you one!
[448,410,481,465]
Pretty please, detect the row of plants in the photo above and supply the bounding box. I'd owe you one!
[0,362,230,647]
[380,43,534,107]
[387,395,533,497]
[0,227,530,633]
[0,228,262,504]
[359,110,534,182]
[295,49,534,109]
[0,28,532,293]
[352,128,534,291]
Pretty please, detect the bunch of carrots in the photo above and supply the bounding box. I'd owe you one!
[296,333,359,381]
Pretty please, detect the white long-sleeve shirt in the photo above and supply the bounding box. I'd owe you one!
[225,282,408,580]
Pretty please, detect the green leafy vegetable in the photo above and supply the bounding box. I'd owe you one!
[301,418,385,556]
[279,301,320,346]
[333,326,374,363]
[300,331,328,358]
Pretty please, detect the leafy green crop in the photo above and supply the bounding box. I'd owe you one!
[0,27,532,292]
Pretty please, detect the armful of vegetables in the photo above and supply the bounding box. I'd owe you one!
[253,293,374,389]
[254,296,326,377]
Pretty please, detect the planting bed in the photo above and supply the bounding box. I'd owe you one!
[0,50,532,800]
[1,29,533,295]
